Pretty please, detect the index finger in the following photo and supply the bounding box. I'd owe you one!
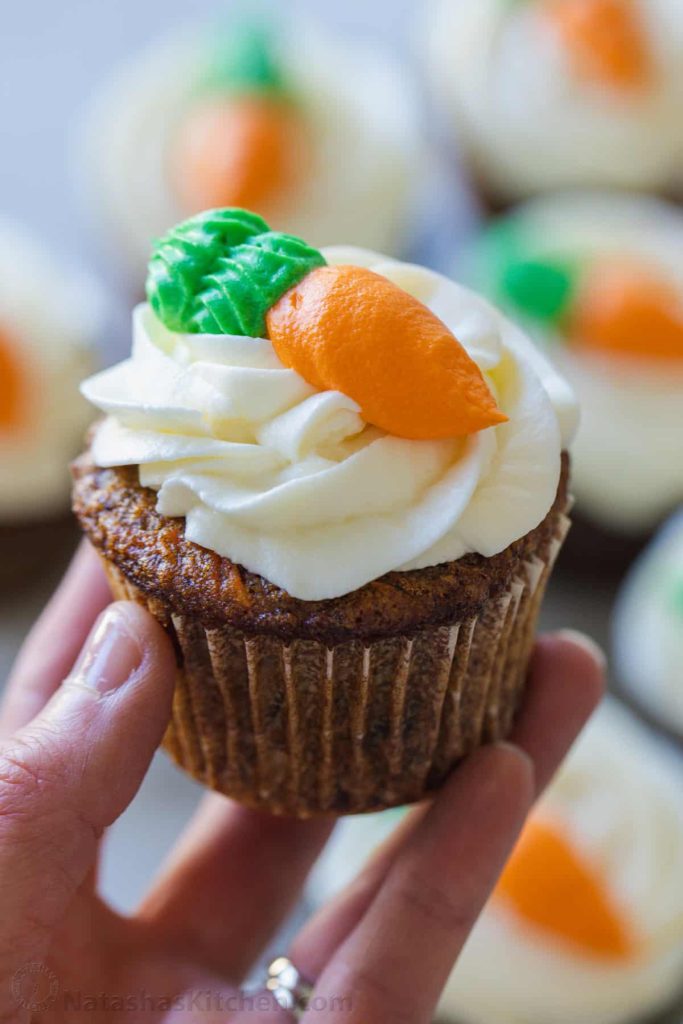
[0,541,111,737]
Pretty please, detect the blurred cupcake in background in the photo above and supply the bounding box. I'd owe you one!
[310,700,683,1024]
[466,192,683,569]
[614,510,683,745]
[79,13,425,284]
[424,0,683,210]
[0,220,102,585]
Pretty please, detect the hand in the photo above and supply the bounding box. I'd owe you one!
[0,543,604,1023]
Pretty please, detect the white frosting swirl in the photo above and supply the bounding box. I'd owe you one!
[0,221,102,519]
[82,249,575,600]
[614,510,683,733]
[309,700,683,1024]
[426,0,683,200]
[78,22,424,281]
[472,192,683,533]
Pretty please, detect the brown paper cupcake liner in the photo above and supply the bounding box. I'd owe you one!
[102,508,570,817]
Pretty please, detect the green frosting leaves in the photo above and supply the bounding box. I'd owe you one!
[502,259,575,322]
[670,576,683,618]
[203,22,289,98]
[478,219,577,326]
[146,208,326,337]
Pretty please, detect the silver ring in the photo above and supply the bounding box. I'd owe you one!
[265,956,313,1019]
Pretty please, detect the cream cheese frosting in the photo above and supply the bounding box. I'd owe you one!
[0,221,102,520]
[81,248,576,600]
[425,0,683,200]
[79,22,424,282]
[614,511,683,734]
[468,192,683,533]
[309,700,683,1024]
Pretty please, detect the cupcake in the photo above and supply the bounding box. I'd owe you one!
[73,207,576,817]
[79,15,424,284]
[424,0,683,209]
[0,220,101,583]
[467,192,683,566]
[613,510,683,745]
[310,700,683,1023]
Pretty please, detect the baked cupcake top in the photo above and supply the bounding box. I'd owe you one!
[614,510,683,735]
[81,208,576,600]
[0,220,102,520]
[426,0,683,200]
[468,192,683,533]
[310,700,683,1024]
[79,15,424,279]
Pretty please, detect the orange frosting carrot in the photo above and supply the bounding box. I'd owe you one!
[172,95,304,215]
[0,328,26,432]
[568,261,683,361]
[495,818,639,961]
[266,265,507,440]
[545,0,653,92]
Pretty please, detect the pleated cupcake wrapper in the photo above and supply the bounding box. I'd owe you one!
[102,510,570,817]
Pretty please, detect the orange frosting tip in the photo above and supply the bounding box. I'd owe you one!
[545,0,653,92]
[568,261,683,361]
[265,265,507,440]
[495,817,640,961]
[172,94,305,215]
[0,327,27,433]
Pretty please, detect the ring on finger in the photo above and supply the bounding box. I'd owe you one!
[265,956,314,1020]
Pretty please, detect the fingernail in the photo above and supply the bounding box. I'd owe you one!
[67,604,144,696]
[492,740,534,771]
[556,629,607,672]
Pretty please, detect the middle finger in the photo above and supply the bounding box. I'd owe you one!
[290,631,604,984]
[303,744,533,1023]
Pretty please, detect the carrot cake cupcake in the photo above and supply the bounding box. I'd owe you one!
[425,0,683,209]
[467,192,683,563]
[79,14,425,283]
[0,219,101,583]
[310,700,683,1023]
[73,207,577,816]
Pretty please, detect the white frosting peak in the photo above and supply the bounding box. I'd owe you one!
[82,252,575,600]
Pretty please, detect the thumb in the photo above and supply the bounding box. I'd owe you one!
[0,602,175,970]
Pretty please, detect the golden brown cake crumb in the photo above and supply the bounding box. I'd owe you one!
[72,450,568,643]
